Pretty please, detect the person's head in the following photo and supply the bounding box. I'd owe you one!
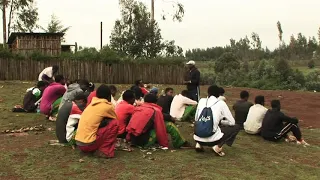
[74,92,87,106]
[145,82,151,89]
[271,100,281,111]
[144,93,158,104]
[109,85,117,97]
[36,81,47,91]
[54,75,65,85]
[52,65,59,74]
[135,80,143,87]
[150,87,159,96]
[165,87,174,97]
[219,87,225,96]
[186,60,196,70]
[255,95,265,106]
[207,85,220,98]
[122,90,136,105]
[77,79,90,92]
[88,82,95,92]
[240,90,250,101]
[96,84,111,102]
[181,90,189,97]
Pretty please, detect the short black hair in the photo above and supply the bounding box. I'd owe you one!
[240,90,249,99]
[74,92,87,103]
[109,85,117,92]
[144,93,158,103]
[77,79,89,86]
[135,80,142,86]
[122,90,135,102]
[165,87,173,93]
[255,95,265,105]
[96,84,111,101]
[271,100,281,109]
[37,81,47,88]
[52,65,59,73]
[181,90,189,97]
[219,87,225,95]
[208,85,220,98]
[54,75,65,83]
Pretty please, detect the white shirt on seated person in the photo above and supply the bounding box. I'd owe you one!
[244,104,268,134]
[193,96,235,143]
[170,94,197,120]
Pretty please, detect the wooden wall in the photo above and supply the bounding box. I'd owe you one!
[11,35,61,56]
[0,58,186,84]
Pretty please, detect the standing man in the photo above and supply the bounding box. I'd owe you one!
[184,60,200,101]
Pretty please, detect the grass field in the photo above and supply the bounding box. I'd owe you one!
[0,81,319,180]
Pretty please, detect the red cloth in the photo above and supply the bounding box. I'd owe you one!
[126,103,168,147]
[40,82,66,115]
[70,102,83,115]
[115,101,135,135]
[86,91,97,107]
[141,87,149,95]
[78,119,118,158]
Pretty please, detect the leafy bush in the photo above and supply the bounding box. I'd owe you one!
[308,59,315,69]
[305,82,320,91]
[214,52,240,73]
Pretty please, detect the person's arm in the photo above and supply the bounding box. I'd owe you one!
[280,112,298,124]
[220,101,235,126]
[182,96,198,106]
[65,115,80,142]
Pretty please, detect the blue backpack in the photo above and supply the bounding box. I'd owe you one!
[194,99,219,138]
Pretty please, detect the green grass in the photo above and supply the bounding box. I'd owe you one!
[294,66,320,76]
[0,81,319,179]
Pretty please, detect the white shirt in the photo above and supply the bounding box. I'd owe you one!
[244,104,268,134]
[38,67,53,81]
[193,96,235,143]
[170,94,198,119]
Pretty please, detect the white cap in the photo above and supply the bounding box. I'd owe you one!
[186,60,195,65]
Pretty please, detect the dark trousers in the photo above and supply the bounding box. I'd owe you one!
[197,124,241,147]
[264,123,302,141]
[188,87,200,102]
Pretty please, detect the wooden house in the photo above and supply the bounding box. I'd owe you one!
[7,32,64,56]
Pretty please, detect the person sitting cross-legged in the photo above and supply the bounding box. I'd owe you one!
[40,75,66,121]
[170,90,198,121]
[244,95,268,135]
[233,90,253,129]
[261,100,309,146]
[126,93,191,149]
[75,85,119,158]
[194,85,240,157]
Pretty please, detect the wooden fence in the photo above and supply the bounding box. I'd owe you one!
[0,58,186,84]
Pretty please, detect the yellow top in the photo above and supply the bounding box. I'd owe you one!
[75,97,117,143]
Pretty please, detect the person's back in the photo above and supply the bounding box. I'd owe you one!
[23,88,42,112]
[115,90,135,137]
[244,96,267,134]
[157,88,174,114]
[40,80,66,115]
[170,90,197,119]
[233,91,253,128]
[56,101,73,143]
[59,83,82,109]
[261,109,289,137]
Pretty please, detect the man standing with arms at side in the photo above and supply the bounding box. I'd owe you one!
[184,60,201,101]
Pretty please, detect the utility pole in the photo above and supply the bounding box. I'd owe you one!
[100,22,103,50]
[2,0,7,46]
[151,0,154,21]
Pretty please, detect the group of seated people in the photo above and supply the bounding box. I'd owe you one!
[14,68,310,158]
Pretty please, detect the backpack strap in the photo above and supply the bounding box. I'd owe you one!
[205,97,220,108]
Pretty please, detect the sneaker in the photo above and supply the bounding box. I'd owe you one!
[297,139,310,146]
[195,142,204,152]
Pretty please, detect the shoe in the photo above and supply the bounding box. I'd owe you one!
[285,135,297,143]
[297,139,310,146]
[212,145,225,157]
[195,142,204,152]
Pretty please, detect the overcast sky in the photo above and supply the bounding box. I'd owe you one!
[4,0,320,51]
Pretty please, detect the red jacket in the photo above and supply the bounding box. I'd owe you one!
[126,103,168,147]
[115,101,135,135]
[86,91,97,107]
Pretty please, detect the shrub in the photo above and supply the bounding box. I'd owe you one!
[305,82,320,91]
[214,52,240,73]
[308,59,315,69]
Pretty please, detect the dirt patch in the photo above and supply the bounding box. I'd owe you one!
[219,87,320,128]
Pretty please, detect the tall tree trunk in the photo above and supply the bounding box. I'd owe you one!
[7,0,13,37]
[2,0,7,46]
[151,0,154,21]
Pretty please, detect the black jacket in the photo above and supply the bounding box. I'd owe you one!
[261,109,298,138]
[131,85,143,100]
[157,95,174,114]
[187,68,200,91]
